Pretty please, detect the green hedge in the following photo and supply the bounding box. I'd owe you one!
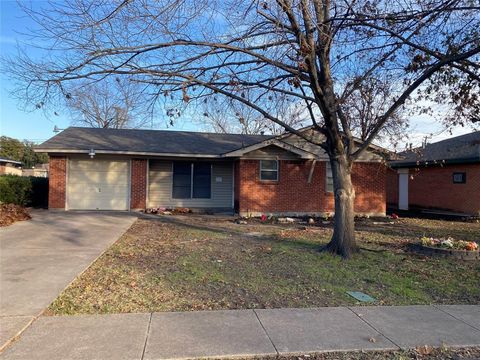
[0,175,48,207]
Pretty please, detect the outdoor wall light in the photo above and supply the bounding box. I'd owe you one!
[88,149,95,158]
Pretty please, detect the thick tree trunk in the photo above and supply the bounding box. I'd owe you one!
[322,155,359,258]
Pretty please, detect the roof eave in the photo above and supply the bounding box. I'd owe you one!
[34,148,223,158]
[390,156,480,168]
[222,138,317,159]
[0,159,22,165]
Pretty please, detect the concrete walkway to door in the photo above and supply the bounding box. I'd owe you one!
[0,210,136,350]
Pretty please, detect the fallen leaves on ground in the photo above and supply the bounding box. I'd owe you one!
[0,204,31,227]
[273,346,480,360]
[48,215,480,315]
[416,345,434,355]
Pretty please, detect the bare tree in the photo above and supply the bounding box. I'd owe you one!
[341,77,409,147]
[199,97,307,134]
[66,78,153,129]
[5,0,479,257]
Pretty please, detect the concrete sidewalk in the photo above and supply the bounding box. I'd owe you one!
[1,305,479,359]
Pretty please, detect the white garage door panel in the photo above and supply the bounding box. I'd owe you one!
[68,184,128,192]
[67,159,129,210]
[68,186,128,197]
[66,197,128,211]
[69,160,128,172]
[67,171,128,184]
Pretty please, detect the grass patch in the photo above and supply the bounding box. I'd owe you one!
[48,215,480,315]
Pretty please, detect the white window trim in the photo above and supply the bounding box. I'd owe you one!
[259,160,279,181]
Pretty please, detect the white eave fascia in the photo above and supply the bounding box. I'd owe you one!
[0,158,22,165]
[222,138,318,159]
[34,148,222,158]
[275,125,388,153]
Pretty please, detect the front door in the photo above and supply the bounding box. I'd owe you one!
[398,171,409,210]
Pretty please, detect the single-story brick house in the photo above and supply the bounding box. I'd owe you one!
[0,157,22,176]
[387,131,480,216]
[36,127,387,216]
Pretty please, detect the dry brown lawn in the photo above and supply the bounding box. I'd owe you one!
[48,214,480,315]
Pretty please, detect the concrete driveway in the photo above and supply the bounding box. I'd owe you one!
[0,210,136,349]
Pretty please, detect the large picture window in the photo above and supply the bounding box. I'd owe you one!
[260,160,278,181]
[172,162,211,199]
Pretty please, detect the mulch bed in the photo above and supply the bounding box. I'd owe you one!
[0,204,31,227]
[419,244,479,261]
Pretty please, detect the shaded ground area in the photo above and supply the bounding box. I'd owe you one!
[48,215,480,315]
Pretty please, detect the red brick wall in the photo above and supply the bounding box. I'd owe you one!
[237,160,386,215]
[130,159,147,210]
[408,164,480,215]
[352,162,386,214]
[48,156,66,209]
[386,167,399,207]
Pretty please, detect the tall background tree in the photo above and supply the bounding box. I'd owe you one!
[5,0,479,257]
[199,97,307,134]
[65,78,154,129]
[0,136,48,168]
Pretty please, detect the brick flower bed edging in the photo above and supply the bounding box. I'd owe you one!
[419,244,480,261]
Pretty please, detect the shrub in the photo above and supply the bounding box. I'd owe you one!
[0,175,32,206]
[0,175,48,207]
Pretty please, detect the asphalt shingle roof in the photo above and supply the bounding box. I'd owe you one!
[36,127,271,156]
[391,131,480,167]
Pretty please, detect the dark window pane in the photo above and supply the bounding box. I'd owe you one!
[326,162,333,192]
[194,162,211,175]
[453,172,466,184]
[173,162,191,198]
[172,185,191,199]
[173,174,191,187]
[193,184,211,198]
[260,160,278,170]
[173,162,191,174]
[193,163,211,198]
[260,170,278,181]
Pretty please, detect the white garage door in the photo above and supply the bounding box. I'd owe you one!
[67,159,129,210]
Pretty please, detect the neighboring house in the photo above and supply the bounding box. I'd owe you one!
[35,126,387,216]
[22,163,49,178]
[387,131,480,216]
[0,157,22,176]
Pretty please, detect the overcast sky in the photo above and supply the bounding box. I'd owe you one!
[0,0,477,148]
